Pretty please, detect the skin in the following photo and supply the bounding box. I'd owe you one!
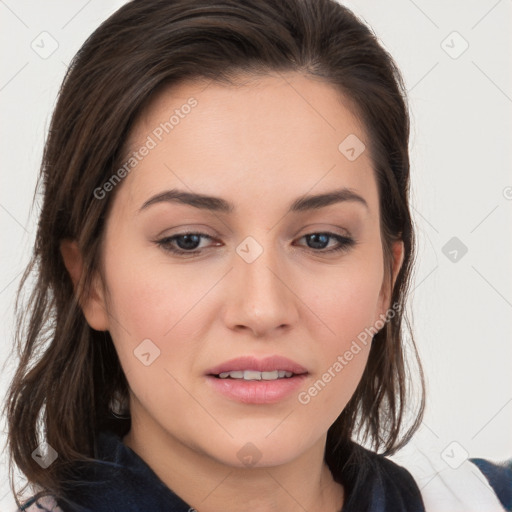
[62,71,403,512]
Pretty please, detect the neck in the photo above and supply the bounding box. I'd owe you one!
[123,413,344,512]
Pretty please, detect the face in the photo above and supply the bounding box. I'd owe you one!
[77,72,402,468]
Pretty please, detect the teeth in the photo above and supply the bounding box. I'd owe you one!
[244,370,262,380]
[217,370,294,380]
[223,370,244,379]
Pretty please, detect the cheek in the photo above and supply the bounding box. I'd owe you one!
[102,254,208,420]
[99,236,216,389]
[293,252,383,416]
[303,254,384,344]
[103,246,209,338]
[297,344,370,432]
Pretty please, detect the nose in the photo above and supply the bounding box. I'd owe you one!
[221,239,299,338]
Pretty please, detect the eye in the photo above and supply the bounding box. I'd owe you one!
[155,231,355,256]
[156,232,218,255]
[295,232,356,254]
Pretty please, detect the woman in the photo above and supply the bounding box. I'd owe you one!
[4,0,510,511]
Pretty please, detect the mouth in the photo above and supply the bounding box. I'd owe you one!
[204,355,309,404]
[211,370,304,380]
[205,354,309,377]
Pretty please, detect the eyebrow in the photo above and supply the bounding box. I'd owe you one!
[138,187,368,214]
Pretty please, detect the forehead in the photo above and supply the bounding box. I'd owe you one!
[119,72,377,212]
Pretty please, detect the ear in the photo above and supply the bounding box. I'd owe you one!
[60,239,110,331]
[377,239,404,315]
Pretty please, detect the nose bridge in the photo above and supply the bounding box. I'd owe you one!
[224,233,298,335]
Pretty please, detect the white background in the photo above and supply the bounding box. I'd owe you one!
[1,0,511,509]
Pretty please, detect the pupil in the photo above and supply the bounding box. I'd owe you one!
[177,234,201,250]
[307,233,329,249]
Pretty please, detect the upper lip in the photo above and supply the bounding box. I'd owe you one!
[206,355,308,375]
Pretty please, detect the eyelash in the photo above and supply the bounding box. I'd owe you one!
[155,231,356,256]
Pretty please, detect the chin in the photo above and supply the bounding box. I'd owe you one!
[205,432,315,470]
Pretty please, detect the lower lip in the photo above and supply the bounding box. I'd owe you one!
[206,374,308,404]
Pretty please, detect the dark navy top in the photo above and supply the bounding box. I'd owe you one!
[20,430,511,512]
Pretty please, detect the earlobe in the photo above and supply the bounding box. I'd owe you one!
[378,240,405,317]
[391,240,405,289]
[60,239,110,331]
[60,239,83,290]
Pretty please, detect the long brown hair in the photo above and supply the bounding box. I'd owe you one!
[4,0,424,505]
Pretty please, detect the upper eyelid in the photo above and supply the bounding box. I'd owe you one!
[158,230,350,239]
[158,223,353,238]
[158,231,353,247]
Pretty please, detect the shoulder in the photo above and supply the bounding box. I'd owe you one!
[332,442,425,511]
[336,441,511,511]
[388,442,511,512]
[471,457,512,511]
[357,443,423,492]
[20,495,64,512]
